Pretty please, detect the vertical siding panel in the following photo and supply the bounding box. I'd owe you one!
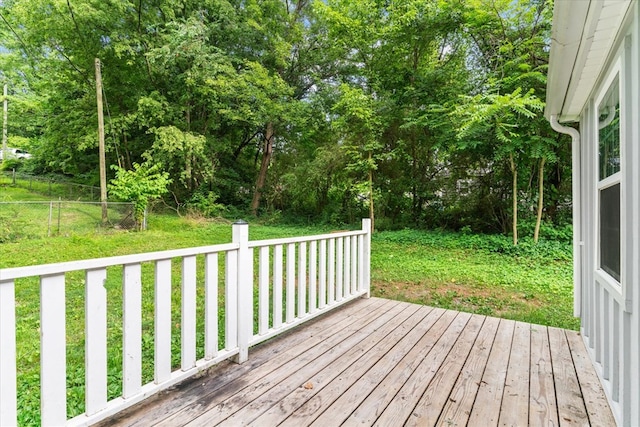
[259,247,270,334]
[155,259,172,382]
[298,242,307,317]
[328,239,335,304]
[204,253,218,360]
[286,243,296,322]
[181,256,197,371]
[123,264,142,398]
[318,240,327,308]
[273,245,283,329]
[40,274,67,425]
[85,268,108,415]
[595,283,602,363]
[612,301,620,402]
[603,289,611,380]
[225,250,238,350]
[309,241,317,314]
[0,280,17,427]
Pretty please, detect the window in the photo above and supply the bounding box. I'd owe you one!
[597,75,621,282]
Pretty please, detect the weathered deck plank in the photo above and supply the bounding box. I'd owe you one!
[100,297,615,427]
[549,327,590,426]
[466,318,515,426]
[565,331,617,426]
[435,315,500,426]
[529,324,558,426]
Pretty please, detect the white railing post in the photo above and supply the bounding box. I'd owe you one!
[85,268,108,416]
[233,220,251,363]
[204,253,219,360]
[181,256,197,371]
[155,259,172,383]
[362,218,372,298]
[122,264,142,398]
[40,274,67,426]
[0,280,17,427]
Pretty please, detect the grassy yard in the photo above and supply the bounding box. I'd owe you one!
[0,192,576,424]
[0,207,577,329]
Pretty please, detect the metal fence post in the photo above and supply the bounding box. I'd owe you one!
[57,198,62,235]
[233,220,251,363]
[48,201,53,237]
[143,207,147,231]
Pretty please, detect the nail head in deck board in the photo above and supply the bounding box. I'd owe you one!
[565,331,616,426]
[549,327,590,426]
[220,303,427,426]
[96,299,615,427]
[372,311,473,426]
[436,315,501,427]
[497,321,531,427]
[529,325,559,426]
[173,301,411,426]
[405,314,486,426]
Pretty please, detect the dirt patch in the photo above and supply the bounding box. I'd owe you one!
[371,280,542,317]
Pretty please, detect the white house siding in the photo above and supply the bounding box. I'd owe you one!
[575,4,640,425]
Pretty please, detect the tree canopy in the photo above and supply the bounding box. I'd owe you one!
[0,0,570,238]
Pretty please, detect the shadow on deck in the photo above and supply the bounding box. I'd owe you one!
[99,297,615,426]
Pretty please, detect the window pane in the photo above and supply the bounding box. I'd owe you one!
[600,183,620,282]
[598,77,620,180]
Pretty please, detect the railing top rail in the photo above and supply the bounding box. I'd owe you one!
[248,229,366,249]
[0,242,239,281]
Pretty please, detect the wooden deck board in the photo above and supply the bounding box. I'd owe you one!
[436,315,500,426]
[549,327,590,426]
[498,321,531,426]
[100,297,615,427]
[529,324,558,426]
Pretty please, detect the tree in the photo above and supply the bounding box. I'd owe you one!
[109,162,172,229]
[453,88,544,245]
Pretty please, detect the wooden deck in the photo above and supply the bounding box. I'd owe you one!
[99,297,615,426]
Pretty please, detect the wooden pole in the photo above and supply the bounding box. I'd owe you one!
[95,59,108,224]
[2,84,7,161]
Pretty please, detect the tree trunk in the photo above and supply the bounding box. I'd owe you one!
[95,58,108,225]
[533,157,546,243]
[510,153,518,246]
[368,150,375,233]
[251,122,274,216]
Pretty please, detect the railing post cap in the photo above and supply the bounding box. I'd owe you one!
[233,219,249,225]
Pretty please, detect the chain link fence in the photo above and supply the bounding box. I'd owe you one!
[0,201,141,243]
[0,170,102,201]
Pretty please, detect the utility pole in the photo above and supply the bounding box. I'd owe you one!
[2,84,7,162]
[95,58,108,224]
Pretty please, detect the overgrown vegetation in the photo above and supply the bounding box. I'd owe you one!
[0,0,570,238]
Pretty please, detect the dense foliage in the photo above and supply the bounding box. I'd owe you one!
[0,0,571,237]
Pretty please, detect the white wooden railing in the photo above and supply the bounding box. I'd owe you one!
[0,219,371,426]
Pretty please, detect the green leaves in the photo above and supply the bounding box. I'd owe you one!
[109,162,171,228]
[454,87,544,147]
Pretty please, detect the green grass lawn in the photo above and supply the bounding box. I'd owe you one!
[0,186,577,424]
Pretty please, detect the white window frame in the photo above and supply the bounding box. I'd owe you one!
[594,57,624,295]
